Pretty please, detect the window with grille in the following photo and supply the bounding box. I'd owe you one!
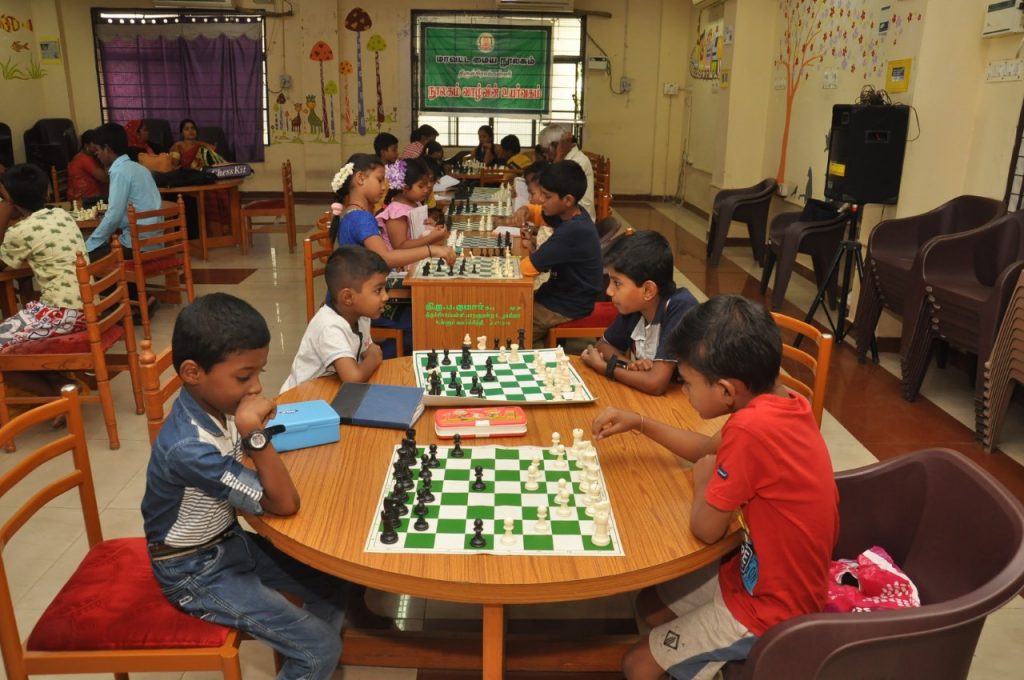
[411,11,585,149]
[1006,97,1024,212]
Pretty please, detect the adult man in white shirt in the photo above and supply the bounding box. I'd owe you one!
[538,124,594,219]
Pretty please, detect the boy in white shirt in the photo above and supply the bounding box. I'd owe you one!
[281,245,388,392]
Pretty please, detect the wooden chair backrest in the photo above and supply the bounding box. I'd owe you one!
[76,246,134,338]
[50,165,65,203]
[126,196,190,265]
[139,340,181,445]
[479,167,506,187]
[304,228,334,322]
[282,160,295,216]
[771,312,833,427]
[0,386,100,660]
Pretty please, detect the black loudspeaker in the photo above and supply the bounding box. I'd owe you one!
[825,104,910,204]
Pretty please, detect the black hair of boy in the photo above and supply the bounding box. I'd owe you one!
[603,231,674,294]
[325,245,389,299]
[667,294,781,394]
[539,160,586,204]
[411,125,438,142]
[80,129,97,148]
[172,293,271,372]
[500,135,521,155]
[1,163,49,212]
[523,160,550,182]
[373,132,398,156]
[425,141,443,156]
[93,122,129,156]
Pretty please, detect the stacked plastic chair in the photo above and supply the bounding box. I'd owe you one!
[979,270,1024,451]
[706,178,777,267]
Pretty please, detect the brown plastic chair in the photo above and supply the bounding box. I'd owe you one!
[240,160,296,254]
[725,448,1024,680]
[0,386,245,680]
[302,228,403,356]
[899,211,1024,402]
[0,247,143,450]
[979,271,1024,451]
[126,197,194,340]
[707,178,778,267]
[772,312,833,427]
[478,167,507,187]
[853,195,1005,362]
[760,208,849,310]
[139,339,181,445]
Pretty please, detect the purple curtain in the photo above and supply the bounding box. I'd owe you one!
[99,33,264,162]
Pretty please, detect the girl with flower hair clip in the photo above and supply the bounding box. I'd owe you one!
[376,158,448,259]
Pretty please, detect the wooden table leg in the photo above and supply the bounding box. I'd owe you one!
[229,185,242,253]
[482,603,506,680]
[198,192,209,261]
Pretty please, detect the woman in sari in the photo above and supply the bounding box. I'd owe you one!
[169,119,219,170]
[124,120,154,155]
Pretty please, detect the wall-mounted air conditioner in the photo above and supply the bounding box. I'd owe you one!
[495,0,575,13]
[982,0,1024,37]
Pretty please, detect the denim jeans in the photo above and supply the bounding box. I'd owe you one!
[151,529,349,680]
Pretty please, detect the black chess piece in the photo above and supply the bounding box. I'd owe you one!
[405,428,416,445]
[437,256,445,268]
[482,363,496,382]
[380,511,399,544]
[506,338,512,351]
[422,261,431,276]
[493,337,500,351]
[413,503,429,531]
[518,328,526,349]
[460,347,472,370]
[471,375,480,391]
[470,518,487,548]
[451,435,464,457]
[425,349,438,370]
[419,466,432,484]
[447,262,455,276]
[472,465,486,491]
[448,371,459,389]
[442,348,451,365]
[420,478,435,503]
[446,213,453,230]
[471,263,478,274]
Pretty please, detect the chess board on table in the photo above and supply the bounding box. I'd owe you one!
[364,442,623,556]
[412,348,595,406]
[412,255,521,281]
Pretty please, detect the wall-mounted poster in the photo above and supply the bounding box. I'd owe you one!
[886,58,912,93]
[419,23,551,114]
[39,36,61,64]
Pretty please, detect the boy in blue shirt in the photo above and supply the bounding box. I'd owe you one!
[142,293,348,680]
[520,160,603,345]
[581,230,698,395]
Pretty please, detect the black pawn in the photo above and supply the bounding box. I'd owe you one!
[451,438,464,458]
[471,375,480,391]
[422,261,431,276]
[518,328,526,349]
[420,478,435,503]
[460,348,472,370]
[506,338,512,350]
[442,348,451,365]
[470,518,487,548]
[472,465,486,491]
[428,444,440,467]
[493,337,500,351]
[447,262,455,276]
[390,479,407,503]
[413,503,429,532]
[459,260,467,276]
[472,263,478,274]
[448,371,460,389]
[482,363,496,382]
[454,383,464,397]
[380,511,399,544]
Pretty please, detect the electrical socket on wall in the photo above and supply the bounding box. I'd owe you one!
[822,69,838,89]
[619,77,633,93]
[663,82,679,96]
[986,58,1024,82]
[279,74,292,90]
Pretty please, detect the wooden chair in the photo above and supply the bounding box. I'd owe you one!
[303,229,404,356]
[126,197,195,341]
[0,386,245,680]
[595,190,613,222]
[545,302,619,347]
[49,165,67,203]
[0,247,143,450]
[240,160,296,254]
[478,167,507,187]
[771,312,833,427]
[139,340,180,445]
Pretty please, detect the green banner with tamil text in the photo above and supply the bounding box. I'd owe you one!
[420,23,551,114]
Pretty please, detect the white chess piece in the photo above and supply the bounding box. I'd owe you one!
[463,333,472,347]
[534,506,549,532]
[572,428,585,451]
[509,343,520,363]
[554,444,568,468]
[557,478,569,496]
[498,345,507,362]
[550,432,560,450]
[477,335,487,351]
[501,517,516,545]
[592,509,611,547]
[525,462,540,491]
[585,481,602,516]
[556,490,572,517]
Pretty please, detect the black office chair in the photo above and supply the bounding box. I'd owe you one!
[0,122,14,167]
[197,126,233,162]
[23,119,77,172]
[142,119,174,154]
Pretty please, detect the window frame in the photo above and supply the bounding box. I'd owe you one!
[410,10,586,149]
[1005,96,1024,212]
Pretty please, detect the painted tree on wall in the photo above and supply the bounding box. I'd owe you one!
[310,41,334,139]
[344,8,372,135]
[774,0,885,183]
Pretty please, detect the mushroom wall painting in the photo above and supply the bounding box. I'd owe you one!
[367,34,386,126]
[309,40,333,140]
[339,60,353,133]
[344,7,372,135]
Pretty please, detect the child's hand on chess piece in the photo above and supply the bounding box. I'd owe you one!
[434,244,457,265]
[580,345,608,372]
[510,205,531,227]
[426,227,448,245]
[519,227,536,254]
[591,407,642,441]
[626,358,654,372]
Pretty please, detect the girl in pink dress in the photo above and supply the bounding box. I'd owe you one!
[376,158,448,262]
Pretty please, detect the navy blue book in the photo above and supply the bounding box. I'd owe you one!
[330,383,426,430]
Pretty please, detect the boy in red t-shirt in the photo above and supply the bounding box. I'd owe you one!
[592,295,839,680]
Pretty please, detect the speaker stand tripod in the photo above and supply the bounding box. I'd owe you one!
[802,205,879,363]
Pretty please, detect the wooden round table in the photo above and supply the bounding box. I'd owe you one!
[249,356,739,678]
[159,179,243,260]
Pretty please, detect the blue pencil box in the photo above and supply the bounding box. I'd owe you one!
[266,400,341,452]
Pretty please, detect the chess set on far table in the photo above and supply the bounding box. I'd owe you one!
[365,427,621,556]
[414,246,521,280]
[69,199,107,221]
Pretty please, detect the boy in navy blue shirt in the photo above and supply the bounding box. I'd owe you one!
[581,230,698,395]
[520,160,603,345]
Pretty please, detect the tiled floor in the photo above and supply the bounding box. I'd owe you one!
[1,201,1021,680]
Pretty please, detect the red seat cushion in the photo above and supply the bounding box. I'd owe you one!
[242,198,285,211]
[0,323,123,355]
[555,302,618,329]
[26,538,230,651]
[123,255,182,275]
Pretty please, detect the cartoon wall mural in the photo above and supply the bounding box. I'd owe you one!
[339,60,353,132]
[690,22,722,81]
[772,0,923,183]
[367,34,386,126]
[309,40,333,139]
[344,8,372,135]
[1,11,45,80]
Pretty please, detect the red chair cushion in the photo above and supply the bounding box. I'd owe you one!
[123,255,182,275]
[555,302,618,329]
[26,538,230,651]
[0,323,124,355]
[241,198,285,211]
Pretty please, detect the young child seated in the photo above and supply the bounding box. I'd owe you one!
[580,230,698,395]
[377,158,448,256]
[519,160,603,346]
[372,132,399,213]
[143,293,349,680]
[591,295,839,680]
[0,164,89,399]
[497,134,532,169]
[281,245,388,391]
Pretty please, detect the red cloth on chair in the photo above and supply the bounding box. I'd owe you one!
[554,301,618,329]
[123,255,183,275]
[26,537,230,651]
[0,324,124,355]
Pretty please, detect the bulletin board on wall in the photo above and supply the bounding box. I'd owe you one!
[686,5,724,174]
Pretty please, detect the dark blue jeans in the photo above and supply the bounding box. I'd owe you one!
[151,530,349,680]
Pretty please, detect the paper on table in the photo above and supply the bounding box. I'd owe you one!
[513,176,529,211]
[492,225,519,236]
[408,204,430,239]
[433,175,460,192]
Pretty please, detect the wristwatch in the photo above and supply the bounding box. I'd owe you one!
[241,428,273,452]
[605,357,626,380]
